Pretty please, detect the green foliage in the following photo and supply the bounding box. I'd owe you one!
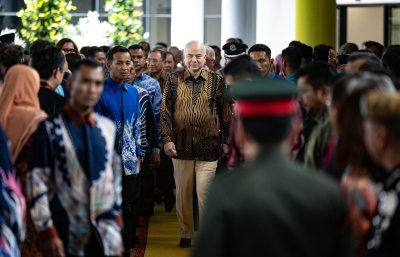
[16,0,76,46]
[105,0,144,46]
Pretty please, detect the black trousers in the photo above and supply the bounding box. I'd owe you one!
[140,151,155,213]
[66,229,117,257]
[154,150,175,205]
[122,175,136,257]
[132,149,151,235]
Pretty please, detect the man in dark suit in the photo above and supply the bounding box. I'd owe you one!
[31,46,67,115]
[192,78,354,257]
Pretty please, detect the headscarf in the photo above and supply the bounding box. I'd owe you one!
[0,65,47,163]
[274,53,285,77]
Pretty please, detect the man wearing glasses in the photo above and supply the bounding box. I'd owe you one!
[204,46,215,71]
[146,49,169,92]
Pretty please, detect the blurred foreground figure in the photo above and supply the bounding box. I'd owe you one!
[27,60,123,257]
[192,78,354,257]
[0,127,26,256]
[361,90,400,257]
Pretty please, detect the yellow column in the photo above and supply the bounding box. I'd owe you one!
[296,0,336,49]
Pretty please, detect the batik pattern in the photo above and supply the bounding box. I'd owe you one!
[0,127,26,257]
[161,69,231,161]
[134,72,162,142]
[27,113,123,256]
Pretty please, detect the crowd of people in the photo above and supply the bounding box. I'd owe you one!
[1,31,400,257]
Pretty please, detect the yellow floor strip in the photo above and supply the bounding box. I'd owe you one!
[144,204,193,257]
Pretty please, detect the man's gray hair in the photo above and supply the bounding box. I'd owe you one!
[205,46,215,59]
[184,40,206,55]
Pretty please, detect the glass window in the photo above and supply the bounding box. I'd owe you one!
[148,17,171,47]
[71,1,91,13]
[204,0,221,15]
[389,6,400,45]
[204,18,221,46]
[0,0,24,12]
[149,0,171,15]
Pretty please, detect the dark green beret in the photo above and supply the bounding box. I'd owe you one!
[230,77,299,100]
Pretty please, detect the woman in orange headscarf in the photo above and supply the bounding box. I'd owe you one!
[0,64,47,257]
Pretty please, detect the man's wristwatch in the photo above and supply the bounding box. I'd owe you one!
[152,148,160,154]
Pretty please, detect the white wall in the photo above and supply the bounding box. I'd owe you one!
[256,0,296,57]
[171,0,204,49]
[347,7,384,48]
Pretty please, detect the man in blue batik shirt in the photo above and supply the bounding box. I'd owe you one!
[129,44,162,140]
[94,46,141,256]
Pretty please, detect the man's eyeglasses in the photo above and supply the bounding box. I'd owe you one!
[146,59,162,64]
[62,48,76,54]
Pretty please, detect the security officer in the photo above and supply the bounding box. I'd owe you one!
[192,78,354,257]
[361,89,400,257]
[216,42,248,76]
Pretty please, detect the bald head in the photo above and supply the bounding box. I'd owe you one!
[184,40,206,56]
[184,40,206,75]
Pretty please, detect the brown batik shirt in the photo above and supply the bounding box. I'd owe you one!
[161,68,231,161]
[148,70,169,93]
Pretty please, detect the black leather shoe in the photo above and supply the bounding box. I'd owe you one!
[179,238,191,248]
[164,200,175,212]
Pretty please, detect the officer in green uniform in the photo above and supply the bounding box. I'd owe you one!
[192,78,354,257]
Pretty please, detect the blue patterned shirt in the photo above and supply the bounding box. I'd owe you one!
[27,109,123,256]
[134,72,162,142]
[94,77,141,175]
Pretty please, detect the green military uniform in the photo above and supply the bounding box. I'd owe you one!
[304,109,333,169]
[192,78,354,257]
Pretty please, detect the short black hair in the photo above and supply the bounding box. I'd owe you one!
[31,46,65,80]
[329,73,353,106]
[86,46,104,59]
[348,50,382,67]
[149,49,166,61]
[242,116,294,146]
[65,53,82,73]
[107,46,131,62]
[80,46,90,55]
[385,45,400,54]
[210,45,221,55]
[155,42,168,49]
[289,40,302,47]
[282,46,302,70]
[139,41,150,49]
[297,62,337,91]
[0,44,24,68]
[128,44,144,52]
[312,44,333,63]
[71,59,103,76]
[29,39,54,55]
[364,40,384,58]
[248,44,272,58]
[223,55,260,83]
[339,42,359,55]
[100,45,111,54]
[383,50,400,79]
